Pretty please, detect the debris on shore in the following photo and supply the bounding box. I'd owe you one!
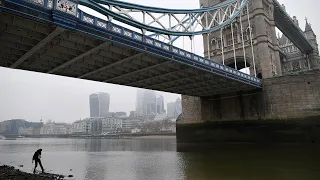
[0,165,65,180]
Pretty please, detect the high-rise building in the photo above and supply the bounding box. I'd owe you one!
[167,102,175,118]
[136,89,166,117]
[156,95,165,114]
[142,90,156,116]
[136,89,156,116]
[167,98,182,119]
[89,92,110,117]
[136,89,145,116]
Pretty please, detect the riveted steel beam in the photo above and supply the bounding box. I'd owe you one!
[48,42,112,74]
[10,27,65,68]
[78,52,144,78]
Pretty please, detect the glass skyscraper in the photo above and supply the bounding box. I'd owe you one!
[89,92,110,117]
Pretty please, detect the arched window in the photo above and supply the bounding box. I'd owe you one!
[210,37,222,49]
[225,24,238,46]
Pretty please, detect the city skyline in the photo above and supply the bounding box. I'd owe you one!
[0,67,180,123]
[0,0,317,123]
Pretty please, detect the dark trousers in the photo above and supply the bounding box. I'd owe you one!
[34,159,44,173]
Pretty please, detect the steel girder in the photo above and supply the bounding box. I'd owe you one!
[79,0,249,36]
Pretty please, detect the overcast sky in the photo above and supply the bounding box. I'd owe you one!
[0,0,319,123]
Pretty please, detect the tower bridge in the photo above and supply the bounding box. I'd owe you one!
[0,0,319,145]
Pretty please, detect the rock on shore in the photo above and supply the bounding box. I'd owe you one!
[0,165,65,180]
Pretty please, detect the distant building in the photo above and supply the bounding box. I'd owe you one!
[153,113,167,121]
[156,95,165,114]
[0,119,43,135]
[129,111,139,118]
[91,118,103,135]
[89,92,110,118]
[71,119,93,134]
[167,98,182,119]
[114,112,127,118]
[136,89,165,117]
[71,117,122,135]
[101,117,122,134]
[40,122,71,135]
[98,112,127,118]
[142,90,156,116]
[19,127,33,135]
[121,118,144,131]
[167,102,175,118]
[136,89,145,116]
[131,127,141,134]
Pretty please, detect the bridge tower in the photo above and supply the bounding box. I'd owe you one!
[177,0,320,148]
[201,0,282,78]
[305,21,320,69]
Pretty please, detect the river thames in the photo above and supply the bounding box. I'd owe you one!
[1,138,320,180]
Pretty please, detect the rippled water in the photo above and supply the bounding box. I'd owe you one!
[1,138,320,180]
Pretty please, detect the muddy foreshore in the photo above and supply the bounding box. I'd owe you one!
[0,165,66,180]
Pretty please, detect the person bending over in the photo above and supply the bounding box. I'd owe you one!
[32,149,44,173]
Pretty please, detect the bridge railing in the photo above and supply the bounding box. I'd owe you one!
[4,0,262,86]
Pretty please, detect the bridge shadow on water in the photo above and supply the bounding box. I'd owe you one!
[177,144,320,180]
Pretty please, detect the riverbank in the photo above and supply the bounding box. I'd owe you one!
[127,135,176,139]
[0,165,66,180]
[2,133,177,139]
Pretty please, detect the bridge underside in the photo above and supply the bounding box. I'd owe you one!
[0,10,259,97]
[273,0,313,54]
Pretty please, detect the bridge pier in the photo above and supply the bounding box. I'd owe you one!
[177,72,320,146]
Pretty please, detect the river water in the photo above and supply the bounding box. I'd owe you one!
[1,138,320,180]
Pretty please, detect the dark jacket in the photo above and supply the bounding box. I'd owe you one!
[32,149,42,161]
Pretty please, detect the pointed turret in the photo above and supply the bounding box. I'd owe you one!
[304,18,318,52]
[292,16,299,27]
[305,19,313,32]
[281,4,286,11]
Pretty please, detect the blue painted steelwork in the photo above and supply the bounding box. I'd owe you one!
[89,0,237,13]
[78,0,249,36]
[0,0,262,88]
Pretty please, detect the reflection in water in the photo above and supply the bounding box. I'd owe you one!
[0,139,320,180]
[180,145,320,180]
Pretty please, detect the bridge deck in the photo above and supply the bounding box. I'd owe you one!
[273,0,314,54]
[0,0,261,97]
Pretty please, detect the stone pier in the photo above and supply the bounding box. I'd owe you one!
[177,72,320,145]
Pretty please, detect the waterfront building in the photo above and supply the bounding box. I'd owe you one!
[71,117,122,135]
[18,127,33,135]
[101,117,122,134]
[153,113,167,121]
[121,118,144,132]
[40,122,71,135]
[71,118,93,134]
[0,119,43,135]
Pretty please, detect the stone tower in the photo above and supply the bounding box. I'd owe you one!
[305,21,320,69]
[200,0,282,78]
[278,17,319,74]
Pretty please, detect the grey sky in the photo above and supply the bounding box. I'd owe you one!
[0,0,318,123]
